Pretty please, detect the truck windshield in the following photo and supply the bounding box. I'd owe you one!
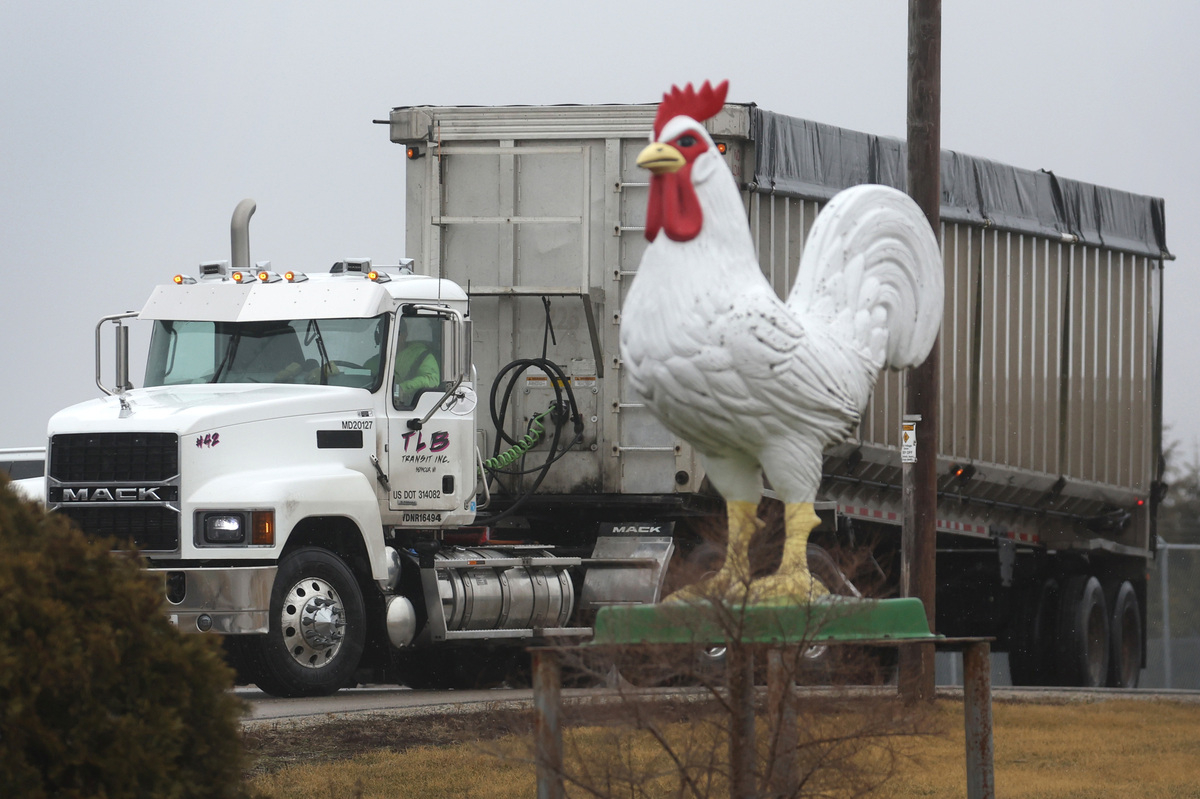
[144,314,390,390]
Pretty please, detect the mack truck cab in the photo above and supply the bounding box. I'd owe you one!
[44,201,671,696]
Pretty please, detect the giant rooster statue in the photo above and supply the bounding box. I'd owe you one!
[620,81,943,604]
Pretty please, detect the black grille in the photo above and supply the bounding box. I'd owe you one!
[50,433,178,482]
[57,506,180,552]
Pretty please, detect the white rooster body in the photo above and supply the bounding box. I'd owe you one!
[620,81,944,603]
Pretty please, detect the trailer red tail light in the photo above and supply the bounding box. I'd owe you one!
[949,463,976,481]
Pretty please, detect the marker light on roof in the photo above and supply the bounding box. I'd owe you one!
[258,270,282,283]
[284,271,308,283]
[231,271,245,283]
[368,270,391,283]
[173,274,197,285]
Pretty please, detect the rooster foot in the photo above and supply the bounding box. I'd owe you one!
[665,566,827,606]
[664,567,757,605]
[747,502,829,604]
[665,499,760,604]
[744,568,829,606]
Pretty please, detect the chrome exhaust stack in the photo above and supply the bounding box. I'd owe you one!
[230,198,256,269]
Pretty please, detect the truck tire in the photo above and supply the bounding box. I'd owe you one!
[242,547,366,697]
[1054,574,1109,687]
[1106,580,1142,688]
[1008,577,1059,686]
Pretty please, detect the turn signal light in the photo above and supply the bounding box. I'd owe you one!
[251,511,275,546]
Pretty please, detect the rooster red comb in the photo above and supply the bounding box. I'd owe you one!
[653,80,729,138]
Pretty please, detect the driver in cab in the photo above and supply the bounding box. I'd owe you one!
[393,317,439,407]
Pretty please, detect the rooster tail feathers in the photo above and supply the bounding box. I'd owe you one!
[787,184,944,371]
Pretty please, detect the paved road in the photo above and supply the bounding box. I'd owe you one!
[238,685,539,726]
[239,682,1200,727]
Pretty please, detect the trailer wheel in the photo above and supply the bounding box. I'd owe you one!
[242,547,366,698]
[1008,576,1059,686]
[1106,581,1142,688]
[1054,574,1109,687]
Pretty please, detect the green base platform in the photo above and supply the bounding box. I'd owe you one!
[590,597,940,647]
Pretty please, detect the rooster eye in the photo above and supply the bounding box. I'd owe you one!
[677,135,697,148]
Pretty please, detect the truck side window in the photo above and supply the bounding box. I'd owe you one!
[393,316,442,409]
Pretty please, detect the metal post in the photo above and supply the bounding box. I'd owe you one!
[533,649,564,799]
[900,0,941,703]
[727,641,757,799]
[1160,543,1172,688]
[962,642,995,799]
[766,649,799,797]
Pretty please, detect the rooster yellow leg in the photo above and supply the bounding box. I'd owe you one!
[665,499,760,603]
[748,502,829,604]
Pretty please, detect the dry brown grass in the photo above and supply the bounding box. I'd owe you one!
[246,698,1200,799]
[880,699,1200,799]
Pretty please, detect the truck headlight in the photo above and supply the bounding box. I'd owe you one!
[195,509,274,547]
[202,513,245,544]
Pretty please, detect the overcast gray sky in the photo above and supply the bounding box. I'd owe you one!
[2,1,1197,466]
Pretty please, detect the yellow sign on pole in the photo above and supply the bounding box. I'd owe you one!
[901,421,917,463]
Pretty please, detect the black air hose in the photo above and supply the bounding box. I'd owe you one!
[473,357,585,527]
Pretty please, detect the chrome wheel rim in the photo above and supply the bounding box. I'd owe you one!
[281,577,346,668]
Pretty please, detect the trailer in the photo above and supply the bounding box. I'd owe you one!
[387,100,1168,687]
[1,446,47,503]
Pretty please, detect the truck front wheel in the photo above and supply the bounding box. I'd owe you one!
[242,547,366,697]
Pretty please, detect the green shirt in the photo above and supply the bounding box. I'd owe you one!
[394,342,439,406]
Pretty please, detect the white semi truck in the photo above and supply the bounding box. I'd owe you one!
[44,203,673,697]
[43,100,1167,694]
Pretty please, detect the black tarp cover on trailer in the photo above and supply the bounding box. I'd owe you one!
[749,107,1168,260]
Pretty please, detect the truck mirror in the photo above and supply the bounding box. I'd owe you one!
[94,312,139,396]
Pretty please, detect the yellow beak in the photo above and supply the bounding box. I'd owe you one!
[636,142,686,175]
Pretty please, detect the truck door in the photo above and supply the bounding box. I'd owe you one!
[385,309,477,527]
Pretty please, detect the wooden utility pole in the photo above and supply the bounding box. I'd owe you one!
[900,0,941,702]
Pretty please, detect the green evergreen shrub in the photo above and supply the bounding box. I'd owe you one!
[0,476,252,798]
